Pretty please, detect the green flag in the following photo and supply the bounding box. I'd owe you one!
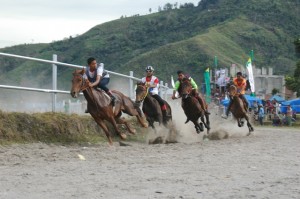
[204,68,211,103]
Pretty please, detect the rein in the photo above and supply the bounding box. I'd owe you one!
[136,85,149,103]
[73,73,89,91]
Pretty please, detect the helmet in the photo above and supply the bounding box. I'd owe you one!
[145,66,154,72]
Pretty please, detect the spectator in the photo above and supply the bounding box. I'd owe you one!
[253,101,259,114]
[286,105,293,126]
[272,113,281,126]
[258,104,265,126]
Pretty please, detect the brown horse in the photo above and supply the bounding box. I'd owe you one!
[135,82,172,129]
[70,69,147,145]
[179,78,210,134]
[228,85,254,135]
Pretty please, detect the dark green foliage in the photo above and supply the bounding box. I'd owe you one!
[285,38,300,96]
[272,88,280,95]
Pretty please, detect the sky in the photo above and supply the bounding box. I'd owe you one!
[0,0,200,48]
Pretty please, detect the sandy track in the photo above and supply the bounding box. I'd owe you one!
[0,127,300,199]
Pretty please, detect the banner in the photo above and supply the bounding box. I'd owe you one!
[204,68,211,103]
[246,58,255,94]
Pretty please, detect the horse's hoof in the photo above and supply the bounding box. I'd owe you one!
[120,133,127,140]
[129,129,136,135]
[203,134,208,140]
[199,123,204,131]
[246,132,251,136]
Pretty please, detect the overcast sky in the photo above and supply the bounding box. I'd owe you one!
[0,0,200,48]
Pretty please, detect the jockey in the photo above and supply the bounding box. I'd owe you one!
[141,66,167,116]
[172,70,210,115]
[84,57,116,105]
[224,71,249,118]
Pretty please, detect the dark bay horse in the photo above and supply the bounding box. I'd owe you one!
[135,82,172,129]
[70,69,147,145]
[228,85,254,135]
[179,78,210,134]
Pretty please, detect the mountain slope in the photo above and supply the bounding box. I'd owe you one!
[0,0,299,89]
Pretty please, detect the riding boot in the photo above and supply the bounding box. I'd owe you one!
[106,90,116,106]
[161,104,167,118]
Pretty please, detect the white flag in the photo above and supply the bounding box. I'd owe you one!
[246,58,255,92]
[171,75,175,88]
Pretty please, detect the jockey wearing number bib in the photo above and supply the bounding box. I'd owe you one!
[224,72,249,118]
[172,70,210,115]
[141,66,167,116]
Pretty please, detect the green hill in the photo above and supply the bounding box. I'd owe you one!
[0,0,299,90]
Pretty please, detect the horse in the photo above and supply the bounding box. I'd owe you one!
[178,78,210,134]
[70,69,148,145]
[228,85,254,135]
[135,82,172,129]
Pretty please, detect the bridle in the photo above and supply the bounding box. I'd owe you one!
[135,84,149,103]
[72,73,89,91]
[181,79,192,98]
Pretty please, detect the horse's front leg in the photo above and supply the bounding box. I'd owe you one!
[204,113,210,130]
[95,119,113,146]
[136,115,148,128]
[200,114,209,131]
[245,115,254,135]
[192,120,203,134]
[237,119,242,127]
[108,116,127,140]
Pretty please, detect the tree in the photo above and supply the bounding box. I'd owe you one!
[163,3,173,11]
[285,38,300,97]
[272,88,279,95]
[158,6,162,12]
[149,8,152,13]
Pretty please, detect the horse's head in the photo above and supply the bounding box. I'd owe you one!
[70,68,88,98]
[135,82,149,103]
[229,85,237,97]
[179,77,192,99]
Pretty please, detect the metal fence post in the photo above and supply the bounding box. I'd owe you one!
[129,71,133,99]
[165,83,168,100]
[52,54,57,112]
[159,81,164,97]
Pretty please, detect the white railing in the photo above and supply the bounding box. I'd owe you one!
[0,52,170,112]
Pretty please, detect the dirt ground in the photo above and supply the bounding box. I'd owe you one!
[1,123,300,199]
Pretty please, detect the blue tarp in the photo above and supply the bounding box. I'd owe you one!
[280,98,300,113]
[269,95,285,103]
[221,95,263,108]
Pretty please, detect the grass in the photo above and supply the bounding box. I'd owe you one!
[0,110,150,145]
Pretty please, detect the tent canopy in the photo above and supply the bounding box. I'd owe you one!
[269,95,285,103]
[280,98,300,113]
